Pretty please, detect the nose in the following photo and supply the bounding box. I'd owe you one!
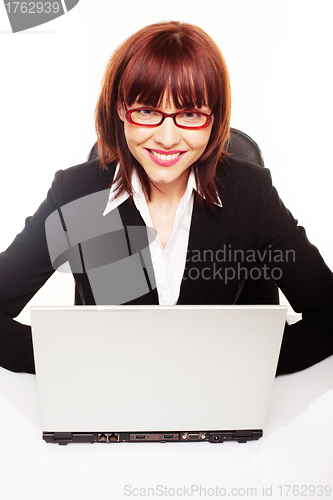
[153,116,181,149]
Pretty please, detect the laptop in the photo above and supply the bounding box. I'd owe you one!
[30,305,287,445]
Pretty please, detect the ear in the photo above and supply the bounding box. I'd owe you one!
[117,101,125,122]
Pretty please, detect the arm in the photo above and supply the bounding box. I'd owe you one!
[0,171,64,373]
[256,168,333,374]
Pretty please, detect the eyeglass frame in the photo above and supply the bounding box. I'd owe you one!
[123,104,213,130]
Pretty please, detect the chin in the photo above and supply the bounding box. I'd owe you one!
[150,175,176,185]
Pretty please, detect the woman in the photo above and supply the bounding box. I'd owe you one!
[0,21,332,374]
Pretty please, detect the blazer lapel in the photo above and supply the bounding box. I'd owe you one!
[118,199,159,305]
[177,179,240,304]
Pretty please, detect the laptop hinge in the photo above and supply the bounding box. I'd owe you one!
[234,430,263,443]
[43,432,95,445]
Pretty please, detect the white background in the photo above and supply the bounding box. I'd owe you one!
[0,1,332,498]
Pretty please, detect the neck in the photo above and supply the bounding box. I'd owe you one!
[148,169,191,206]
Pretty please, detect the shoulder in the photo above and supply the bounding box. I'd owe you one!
[216,155,274,209]
[50,159,116,207]
[218,155,271,187]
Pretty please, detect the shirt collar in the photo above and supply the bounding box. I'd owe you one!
[103,165,222,216]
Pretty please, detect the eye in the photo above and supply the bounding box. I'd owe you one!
[184,112,201,119]
[136,109,159,117]
[176,111,207,126]
[129,108,162,124]
[179,111,203,121]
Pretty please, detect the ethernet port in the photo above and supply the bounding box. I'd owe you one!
[98,433,108,443]
[108,433,119,442]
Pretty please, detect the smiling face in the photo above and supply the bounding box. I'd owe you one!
[117,99,213,195]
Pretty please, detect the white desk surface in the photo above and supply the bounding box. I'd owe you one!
[0,356,332,500]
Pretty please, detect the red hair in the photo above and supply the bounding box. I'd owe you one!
[95,21,231,206]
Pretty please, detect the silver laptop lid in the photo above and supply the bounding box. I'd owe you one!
[31,305,286,437]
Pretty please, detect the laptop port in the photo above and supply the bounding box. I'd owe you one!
[163,434,175,440]
[181,432,206,441]
[108,433,119,442]
[129,433,179,441]
[98,433,108,442]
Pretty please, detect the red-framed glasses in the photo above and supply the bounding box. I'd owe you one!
[124,105,213,130]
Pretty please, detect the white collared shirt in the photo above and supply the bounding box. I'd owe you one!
[103,166,222,305]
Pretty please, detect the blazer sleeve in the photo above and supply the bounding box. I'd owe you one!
[256,168,333,374]
[0,170,65,373]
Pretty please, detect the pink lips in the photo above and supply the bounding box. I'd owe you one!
[145,148,186,167]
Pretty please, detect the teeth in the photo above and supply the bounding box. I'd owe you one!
[150,150,182,161]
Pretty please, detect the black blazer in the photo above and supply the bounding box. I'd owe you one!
[0,156,332,374]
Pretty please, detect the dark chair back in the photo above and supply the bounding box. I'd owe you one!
[227,128,264,166]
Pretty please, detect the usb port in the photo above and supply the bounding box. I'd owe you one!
[163,434,174,439]
[135,435,146,440]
